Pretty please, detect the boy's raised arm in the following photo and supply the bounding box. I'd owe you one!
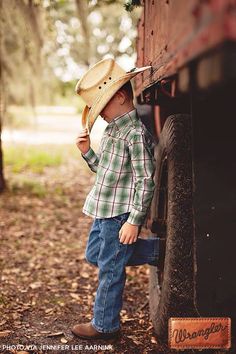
[76,128,100,173]
[81,148,100,173]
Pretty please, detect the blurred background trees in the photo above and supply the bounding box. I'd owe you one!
[0,0,142,192]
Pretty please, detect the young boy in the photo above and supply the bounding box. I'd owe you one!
[71,58,160,340]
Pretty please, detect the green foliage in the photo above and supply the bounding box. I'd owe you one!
[9,177,47,197]
[4,145,63,174]
[2,143,85,197]
[124,0,141,12]
[46,0,142,80]
[53,81,86,112]
[1,0,142,109]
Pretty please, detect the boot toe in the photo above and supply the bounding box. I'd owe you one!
[71,322,120,340]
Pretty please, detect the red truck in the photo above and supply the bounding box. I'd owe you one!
[134,0,236,350]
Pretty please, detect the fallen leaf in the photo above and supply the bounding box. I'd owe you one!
[45,308,54,314]
[71,282,78,290]
[133,339,143,345]
[70,293,80,301]
[123,318,136,323]
[77,254,85,261]
[126,335,143,345]
[0,330,12,337]
[29,282,42,289]
[61,337,68,343]
[46,331,63,337]
[147,324,153,331]
[151,336,157,344]
[13,313,20,320]
[80,271,89,278]
[40,330,51,334]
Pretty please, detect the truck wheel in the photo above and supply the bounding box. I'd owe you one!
[149,114,196,341]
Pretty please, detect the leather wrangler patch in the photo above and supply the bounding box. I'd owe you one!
[168,317,231,350]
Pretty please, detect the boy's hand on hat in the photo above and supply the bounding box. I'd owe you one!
[76,128,90,154]
[119,222,139,244]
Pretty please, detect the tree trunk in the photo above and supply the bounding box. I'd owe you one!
[75,0,91,66]
[0,0,6,192]
[0,118,5,193]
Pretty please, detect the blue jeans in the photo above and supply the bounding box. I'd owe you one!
[85,212,159,333]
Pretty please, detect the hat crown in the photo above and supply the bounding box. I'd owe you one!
[76,58,126,107]
[75,57,151,132]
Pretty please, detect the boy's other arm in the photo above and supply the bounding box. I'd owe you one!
[119,132,155,244]
[126,132,155,225]
[76,128,100,173]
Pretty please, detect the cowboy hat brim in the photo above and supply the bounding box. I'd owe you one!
[81,65,151,132]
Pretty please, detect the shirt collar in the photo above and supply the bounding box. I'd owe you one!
[107,109,138,132]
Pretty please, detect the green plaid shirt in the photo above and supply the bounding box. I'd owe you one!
[81,109,156,225]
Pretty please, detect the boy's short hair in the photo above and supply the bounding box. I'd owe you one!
[117,80,134,101]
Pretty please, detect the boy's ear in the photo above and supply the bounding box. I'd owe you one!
[116,89,126,104]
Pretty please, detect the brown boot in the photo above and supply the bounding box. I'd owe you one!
[71,322,121,340]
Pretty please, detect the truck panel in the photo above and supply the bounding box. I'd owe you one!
[135,0,236,96]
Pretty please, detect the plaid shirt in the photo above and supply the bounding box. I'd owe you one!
[81,109,156,225]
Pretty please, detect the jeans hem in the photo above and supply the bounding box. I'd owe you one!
[91,318,120,333]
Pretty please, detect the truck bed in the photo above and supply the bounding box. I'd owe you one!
[135,0,236,96]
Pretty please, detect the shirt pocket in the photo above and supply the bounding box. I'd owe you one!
[110,138,128,173]
[98,134,108,154]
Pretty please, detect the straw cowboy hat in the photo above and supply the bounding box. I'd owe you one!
[75,58,151,132]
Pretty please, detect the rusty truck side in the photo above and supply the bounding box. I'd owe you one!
[134,0,236,350]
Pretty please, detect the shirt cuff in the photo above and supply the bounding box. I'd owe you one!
[127,208,146,226]
[81,147,97,162]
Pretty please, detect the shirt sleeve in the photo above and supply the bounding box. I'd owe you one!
[126,132,156,225]
[81,147,100,173]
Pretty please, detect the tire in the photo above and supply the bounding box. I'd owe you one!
[149,114,196,340]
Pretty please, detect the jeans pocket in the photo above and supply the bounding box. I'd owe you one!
[112,213,130,227]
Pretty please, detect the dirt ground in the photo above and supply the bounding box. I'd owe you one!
[0,157,172,354]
